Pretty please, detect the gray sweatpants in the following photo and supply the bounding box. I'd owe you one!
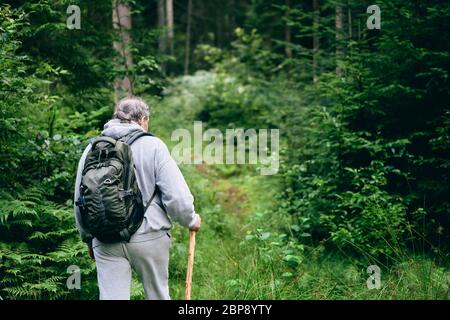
[92,232,171,300]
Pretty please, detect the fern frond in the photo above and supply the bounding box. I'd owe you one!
[0,199,38,224]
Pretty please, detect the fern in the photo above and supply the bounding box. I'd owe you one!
[0,199,38,224]
[0,188,97,299]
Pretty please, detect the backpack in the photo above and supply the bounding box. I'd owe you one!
[76,129,157,243]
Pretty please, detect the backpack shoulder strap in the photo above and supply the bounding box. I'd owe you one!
[125,130,155,146]
[91,136,117,149]
[123,130,160,212]
[144,187,159,213]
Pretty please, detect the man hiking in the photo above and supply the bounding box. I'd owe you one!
[74,97,201,300]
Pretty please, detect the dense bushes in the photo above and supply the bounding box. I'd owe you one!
[281,1,450,258]
[181,0,450,260]
[0,5,98,299]
[1,0,449,300]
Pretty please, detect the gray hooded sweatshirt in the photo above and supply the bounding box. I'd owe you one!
[74,119,197,245]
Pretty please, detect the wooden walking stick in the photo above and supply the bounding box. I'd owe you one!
[185,230,197,300]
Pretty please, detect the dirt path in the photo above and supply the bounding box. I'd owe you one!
[175,165,257,299]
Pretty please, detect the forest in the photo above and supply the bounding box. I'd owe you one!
[0,0,449,300]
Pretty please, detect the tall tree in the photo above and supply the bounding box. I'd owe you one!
[285,0,292,59]
[112,0,133,99]
[229,0,236,36]
[158,0,166,54]
[184,0,193,75]
[312,0,319,82]
[347,4,352,40]
[335,2,343,76]
[166,0,174,55]
[216,3,224,47]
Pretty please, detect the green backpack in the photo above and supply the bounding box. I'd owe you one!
[76,130,156,243]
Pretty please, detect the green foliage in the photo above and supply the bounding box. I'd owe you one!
[0,187,97,300]
[0,4,100,299]
[281,0,450,259]
[183,0,450,261]
[1,0,449,301]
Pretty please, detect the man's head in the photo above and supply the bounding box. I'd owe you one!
[114,97,150,131]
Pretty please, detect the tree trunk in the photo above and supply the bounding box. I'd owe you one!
[166,0,174,55]
[347,4,352,40]
[335,3,343,77]
[158,0,166,53]
[285,0,292,59]
[216,7,223,48]
[312,0,319,83]
[347,4,353,60]
[229,0,236,36]
[184,0,193,75]
[358,16,362,41]
[112,0,133,100]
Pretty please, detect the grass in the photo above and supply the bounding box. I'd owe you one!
[142,161,449,300]
[127,87,450,300]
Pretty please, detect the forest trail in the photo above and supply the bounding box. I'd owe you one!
[187,165,255,299]
[213,178,249,217]
[145,91,282,299]
[2,1,450,302]
[167,161,280,299]
[195,164,251,217]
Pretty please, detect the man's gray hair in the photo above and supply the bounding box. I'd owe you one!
[114,97,150,122]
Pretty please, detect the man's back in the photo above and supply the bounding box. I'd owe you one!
[73,97,201,300]
[74,119,198,244]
